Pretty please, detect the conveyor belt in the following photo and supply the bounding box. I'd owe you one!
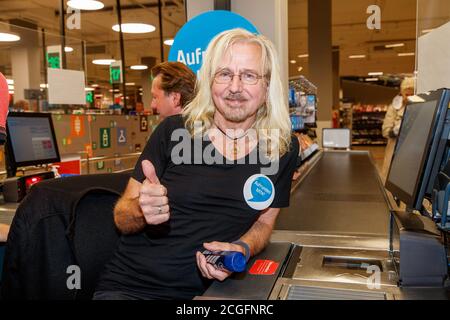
[276,151,390,236]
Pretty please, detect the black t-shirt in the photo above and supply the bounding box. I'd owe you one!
[96,115,299,299]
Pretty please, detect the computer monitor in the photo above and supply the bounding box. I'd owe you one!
[385,89,450,211]
[5,112,60,177]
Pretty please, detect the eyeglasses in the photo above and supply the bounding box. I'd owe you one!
[214,69,265,85]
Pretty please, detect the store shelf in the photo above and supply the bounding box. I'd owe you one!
[300,143,319,162]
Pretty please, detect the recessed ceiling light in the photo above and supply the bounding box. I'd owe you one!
[368,72,383,76]
[130,65,148,70]
[365,78,379,82]
[164,39,174,46]
[398,52,415,57]
[297,66,303,72]
[85,87,95,91]
[112,23,156,34]
[290,60,297,64]
[91,84,99,87]
[40,84,48,88]
[67,0,104,11]
[92,59,116,65]
[297,54,309,58]
[8,90,14,94]
[0,32,20,42]
[8,85,14,90]
[6,79,14,85]
[349,55,366,59]
[64,46,74,52]
[125,82,135,86]
[385,43,404,48]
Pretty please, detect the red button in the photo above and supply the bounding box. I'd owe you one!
[248,260,279,275]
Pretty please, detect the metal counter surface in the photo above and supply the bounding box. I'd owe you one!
[275,151,390,239]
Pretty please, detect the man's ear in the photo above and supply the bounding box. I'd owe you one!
[171,92,182,108]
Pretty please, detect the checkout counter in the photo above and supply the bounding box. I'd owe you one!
[201,150,449,300]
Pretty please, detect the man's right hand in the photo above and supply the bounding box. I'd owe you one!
[139,160,170,225]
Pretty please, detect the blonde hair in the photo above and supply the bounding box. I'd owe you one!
[401,77,415,93]
[182,28,292,158]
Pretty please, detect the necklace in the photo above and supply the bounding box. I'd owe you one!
[214,123,249,159]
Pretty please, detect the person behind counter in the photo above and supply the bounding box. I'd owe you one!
[380,77,415,181]
[93,28,299,300]
[150,61,197,119]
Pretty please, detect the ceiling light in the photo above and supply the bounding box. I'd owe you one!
[91,84,99,87]
[64,46,74,53]
[290,60,297,64]
[9,90,14,94]
[164,39,174,46]
[40,84,48,88]
[85,87,95,91]
[92,59,116,65]
[349,55,366,59]
[0,32,20,42]
[8,85,14,90]
[67,0,104,11]
[297,66,303,72]
[6,79,14,85]
[130,65,148,70]
[297,54,309,58]
[368,72,383,76]
[112,23,156,34]
[365,78,379,82]
[385,43,404,48]
[398,52,415,57]
[125,82,135,86]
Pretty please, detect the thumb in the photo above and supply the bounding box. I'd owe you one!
[142,160,160,185]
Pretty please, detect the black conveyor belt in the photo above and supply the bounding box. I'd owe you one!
[276,151,390,236]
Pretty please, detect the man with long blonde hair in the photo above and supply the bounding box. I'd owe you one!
[94,28,299,300]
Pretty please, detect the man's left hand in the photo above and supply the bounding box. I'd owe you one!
[196,241,246,281]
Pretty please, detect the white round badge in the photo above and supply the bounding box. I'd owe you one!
[243,174,275,211]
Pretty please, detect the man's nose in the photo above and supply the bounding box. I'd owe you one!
[229,75,243,93]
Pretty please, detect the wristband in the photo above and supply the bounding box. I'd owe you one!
[232,240,251,262]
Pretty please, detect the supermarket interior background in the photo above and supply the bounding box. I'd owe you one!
[0,0,449,301]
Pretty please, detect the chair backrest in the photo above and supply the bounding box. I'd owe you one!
[1,171,130,300]
[70,189,122,299]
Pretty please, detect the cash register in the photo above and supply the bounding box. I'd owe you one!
[2,112,60,202]
[385,88,450,287]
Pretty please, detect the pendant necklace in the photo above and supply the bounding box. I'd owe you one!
[214,123,249,159]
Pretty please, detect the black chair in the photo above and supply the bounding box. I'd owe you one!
[1,171,131,300]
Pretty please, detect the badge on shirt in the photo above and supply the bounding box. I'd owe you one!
[243,174,275,210]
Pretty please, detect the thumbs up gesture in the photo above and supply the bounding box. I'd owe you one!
[139,160,170,225]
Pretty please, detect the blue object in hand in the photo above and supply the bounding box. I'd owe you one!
[202,250,247,273]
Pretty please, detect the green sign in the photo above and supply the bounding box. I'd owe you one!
[110,65,122,84]
[100,128,111,148]
[86,91,93,103]
[47,52,61,69]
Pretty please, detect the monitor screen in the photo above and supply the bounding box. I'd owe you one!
[6,112,60,168]
[385,89,450,209]
[387,101,438,197]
